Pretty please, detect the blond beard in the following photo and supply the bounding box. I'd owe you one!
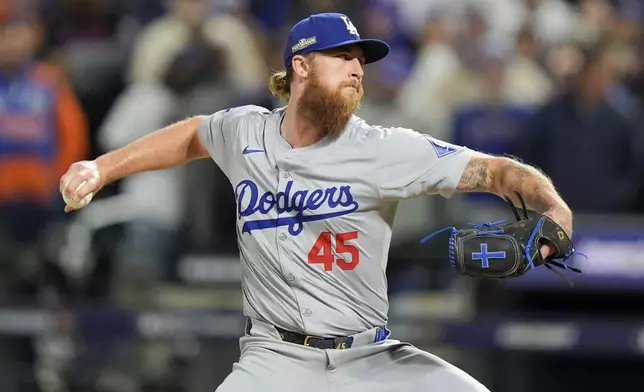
[297,69,363,138]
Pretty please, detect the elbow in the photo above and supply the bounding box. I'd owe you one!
[186,116,210,161]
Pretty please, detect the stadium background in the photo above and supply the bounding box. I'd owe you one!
[1,0,643,391]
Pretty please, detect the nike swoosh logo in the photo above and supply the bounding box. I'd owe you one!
[243,146,264,155]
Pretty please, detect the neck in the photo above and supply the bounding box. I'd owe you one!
[281,101,326,148]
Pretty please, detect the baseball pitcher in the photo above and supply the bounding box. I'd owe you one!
[60,13,578,392]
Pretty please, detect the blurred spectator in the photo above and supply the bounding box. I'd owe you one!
[39,0,128,158]
[611,0,644,43]
[624,42,644,102]
[428,9,510,142]
[40,0,122,50]
[0,0,88,255]
[523,0,578,48]
[0,3,88,390]
[360,0,415,102]
[395,11,462,139]
[503,26,555,106]
[399,7,553,141]
[476,0,527,49]
[517,41,644,213]
[545,41,587,89]
[248,0,290,35]
[128,0,266,96]
[572,0,618,45]
[446,31,545,205]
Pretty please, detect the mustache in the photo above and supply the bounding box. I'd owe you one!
[341,80,362,90]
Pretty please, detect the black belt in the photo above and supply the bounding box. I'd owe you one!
[275,327,354,350]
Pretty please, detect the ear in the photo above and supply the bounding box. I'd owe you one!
[291,55,311,78]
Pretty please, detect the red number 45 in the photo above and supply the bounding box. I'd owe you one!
[307,231,359,271]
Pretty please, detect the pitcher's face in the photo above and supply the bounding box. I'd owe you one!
[298,45,366,137]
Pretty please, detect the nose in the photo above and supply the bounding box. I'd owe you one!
[349,58,364,81]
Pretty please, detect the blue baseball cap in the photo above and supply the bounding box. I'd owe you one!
[283,13,390,69]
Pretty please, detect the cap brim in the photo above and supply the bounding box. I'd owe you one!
[318,38,390,64]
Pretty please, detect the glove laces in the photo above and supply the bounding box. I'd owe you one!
[468,219,507,228]
[543,249,587,286]
[420,226,457,245]
[419,220,508,244]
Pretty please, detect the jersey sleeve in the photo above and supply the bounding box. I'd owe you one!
[198,105,269,174]
[376,127,473,200]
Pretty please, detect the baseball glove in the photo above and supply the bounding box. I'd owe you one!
[420,192,583,281]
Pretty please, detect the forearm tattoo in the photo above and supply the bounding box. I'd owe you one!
[456,156,492,193]
[458,155,572,235]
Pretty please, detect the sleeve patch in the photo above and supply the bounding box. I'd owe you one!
[424,135,457,158]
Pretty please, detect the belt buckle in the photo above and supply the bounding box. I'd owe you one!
[303,335,321,347]
[304,335,350,350]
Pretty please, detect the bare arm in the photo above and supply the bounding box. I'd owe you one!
[457,152,573,236]
[96,116,209,184]
[59,116,210,212]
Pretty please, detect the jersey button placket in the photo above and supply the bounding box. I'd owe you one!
[276,158,291,247]
[275,159,297,302]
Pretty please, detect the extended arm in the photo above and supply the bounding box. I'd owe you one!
[457,152,573,236]
[60,116,209,211]
[95,116,209,184]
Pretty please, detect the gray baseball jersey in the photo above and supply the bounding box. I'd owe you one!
[198,105,473,337]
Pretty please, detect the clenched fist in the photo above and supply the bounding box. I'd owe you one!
[59,160,104,212]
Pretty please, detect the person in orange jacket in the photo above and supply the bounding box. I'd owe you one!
[0,1,89,243]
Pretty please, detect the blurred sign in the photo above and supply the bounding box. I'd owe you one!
[0,308,643,356]
[494,321,580,351]
[0,309,56,336]
[176,255,242,284]
[136,311,244,339]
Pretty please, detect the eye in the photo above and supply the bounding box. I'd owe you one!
[336,53,365,65]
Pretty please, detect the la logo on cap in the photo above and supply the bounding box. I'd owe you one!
[341,15,359,37]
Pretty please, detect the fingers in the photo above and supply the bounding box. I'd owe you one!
[75,173,100,199]
[539,244,555,259]
[59,161,101,211]
[60,172,85,201]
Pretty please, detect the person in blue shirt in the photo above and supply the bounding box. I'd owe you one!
[517,42,644,213]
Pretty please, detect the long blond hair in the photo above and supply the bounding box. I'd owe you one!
[268,69,292,102]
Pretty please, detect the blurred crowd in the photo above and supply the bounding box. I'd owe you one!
[0,0,641,306]
[0,0,643,391]
[0,0,641,299]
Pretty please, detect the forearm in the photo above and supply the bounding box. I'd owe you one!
[493,157,572,235]
[457,153,573,236]
[96,116,208,184]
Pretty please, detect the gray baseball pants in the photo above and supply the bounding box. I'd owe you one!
[215,318,490,392]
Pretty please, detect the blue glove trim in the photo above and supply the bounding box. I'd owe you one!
[523,216,545,272]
